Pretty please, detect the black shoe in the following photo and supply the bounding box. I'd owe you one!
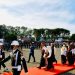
[4,68,9,72]
[45,68,49,71]
[56,60,57,64]
[37,66,41,69]
[27,61,30,63]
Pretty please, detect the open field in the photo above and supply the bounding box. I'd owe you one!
[1,48,75,75]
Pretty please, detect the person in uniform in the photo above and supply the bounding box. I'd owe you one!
[0,42,5,70]
[61,43,67,64]
[0,40,28,75]
[0,42,7,74]
[28,42,36,63]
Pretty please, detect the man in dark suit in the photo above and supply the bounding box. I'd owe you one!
[0,40,28,75]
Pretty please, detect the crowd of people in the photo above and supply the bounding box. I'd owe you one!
[61,42,75,65]
[37,42,57,71]
[0,40,75,75]
[37,42,75,71]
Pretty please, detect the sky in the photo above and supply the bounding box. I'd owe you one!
[0,0,75,34]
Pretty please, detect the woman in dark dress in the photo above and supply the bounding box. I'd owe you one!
[43,43,56,70]
[45,45,54,70]
[50,43,57,64]
[67,43,74,66]
[37,42,46,69]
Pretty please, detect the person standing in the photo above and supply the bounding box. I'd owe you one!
[67,43,74,66]
[61,43,67,64]
[44,45,54,71]
[28,42,36,63]
[0,42,7,74]
[51,43,57,64]
[37,42,47,69]
[0,40,28,75]
[71,43,75,62]
[0,42,5,70]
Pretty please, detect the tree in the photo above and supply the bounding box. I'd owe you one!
[51,28,70,41]
[33,29,40,41]
[70,34,75,41]
[15,26,21,36]
[4,26,17,42]
[0,25,70,42]
[25,29,32,35]
[20,26,27,36]
[5,33,17,42]
[0,25,8,38]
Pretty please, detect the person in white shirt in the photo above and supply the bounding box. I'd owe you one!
[43,46,51,67]
[61,43,67,64]
[44,44,54,71]
[72,43,75,62]
[73,44,75,62]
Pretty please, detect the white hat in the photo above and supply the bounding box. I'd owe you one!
[0,42,3,45]
[11,40,19,46]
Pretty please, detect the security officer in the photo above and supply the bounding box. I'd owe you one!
[0,42,8,74]
[0,40,28,75]
[0,42,5,70]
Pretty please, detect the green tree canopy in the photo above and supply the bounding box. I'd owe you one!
[70,34,75,41]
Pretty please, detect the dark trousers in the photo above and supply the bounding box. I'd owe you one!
[51,55,57,63]
[67,52,74,65]
[13,69,21,75]
[47,57,54,69]
[0,64,1,69]
[61,55,66,64]
[73,54,75,62]
[22,58,28,72]
[39,56,45,67]
[28,53,35,62]
[0,62,6,69]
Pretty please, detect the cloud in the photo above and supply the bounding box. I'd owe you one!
[0,0,75,34]
[0,0,60,6]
